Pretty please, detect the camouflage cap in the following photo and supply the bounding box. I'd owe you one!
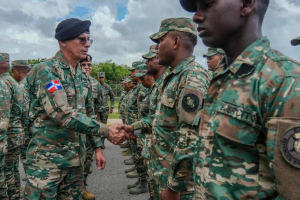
[179,0,197,12]
[149,17,197,43]
[291,36,300,46]
[129,61,145,71]
[29,64,34,69]
[124,78,132,83]
[97,72,105,78]
[134,64,147,78]
[203,48,225,58]
[0,53,9,62]
[142,45,157,59]
[11,60,29,70]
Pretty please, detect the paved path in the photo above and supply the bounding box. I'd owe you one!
[19,141,149,200]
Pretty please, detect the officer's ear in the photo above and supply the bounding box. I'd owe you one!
[59,41,67,48]
[240,0,255,17]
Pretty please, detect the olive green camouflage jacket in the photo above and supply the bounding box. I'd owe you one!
[25,51,108,168]
[99,82,115,112]
[1,73,24,150]
[0,78,11,157]
[194,37,300,200]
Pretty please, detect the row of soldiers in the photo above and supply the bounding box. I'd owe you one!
[0,53,115,200]
[113,0,300,199]
[117,46,225,198]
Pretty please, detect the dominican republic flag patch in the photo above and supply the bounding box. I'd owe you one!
[46,80,63,93]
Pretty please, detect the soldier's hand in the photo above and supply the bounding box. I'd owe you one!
[116,124,134,140]
[109,107,113,113]
[161,188,180,200]
[107,123,129,145]
[95,148,106,170]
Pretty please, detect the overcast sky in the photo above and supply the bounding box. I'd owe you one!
[1,0,300,67]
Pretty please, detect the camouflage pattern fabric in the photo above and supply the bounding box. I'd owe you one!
[24,51,108,198]
[20,77,30,164]
[119,91,129,123]
[11,60,28,71]
[132,72,168,199]
[25,51,107,168]
[118,90,127,115]
[0,78,11,200]
[1,72,24,200]
[99,82,115,124]
[137,56,211,197]
[150,17,197,43]
[24,165,84,200]
[0,53,9,62]
[194,37,300,200]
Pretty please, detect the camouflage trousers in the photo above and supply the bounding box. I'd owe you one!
[0,154,8,200]
[5,147,20,200]
[98,111,109,124]
[135,135,147,182]
[144,159,158,200]
[24,165,84,200]
[84,137,94,186]
[148,156,194,200]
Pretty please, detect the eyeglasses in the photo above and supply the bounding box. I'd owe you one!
[81,63,92,67]
[75,37,93,45]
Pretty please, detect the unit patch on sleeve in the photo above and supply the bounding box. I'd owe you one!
[281,126,300,168]
[182,93,199,112]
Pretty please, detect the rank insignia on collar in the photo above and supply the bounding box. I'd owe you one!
[281,126,300,168]
[182,93,199,112]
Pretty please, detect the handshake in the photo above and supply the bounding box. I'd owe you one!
[106,123,135,145]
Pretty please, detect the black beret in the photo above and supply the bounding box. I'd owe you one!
[80,54,92,63]
[179,0,197,12]
[55,18,91,41]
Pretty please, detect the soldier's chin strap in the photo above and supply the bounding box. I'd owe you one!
[134,129,142,136]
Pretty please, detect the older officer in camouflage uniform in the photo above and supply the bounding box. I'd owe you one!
[1,60,25,200]
[0,53,12,200]
[203,48,225,72]
[80,54,104,200]
[118,18,211,199]
[97,72,115,149]
[180,0,300,199]
[24,18,126,200]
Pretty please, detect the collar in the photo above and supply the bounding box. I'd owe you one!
[171,56,195,75]
[215,37,271,78]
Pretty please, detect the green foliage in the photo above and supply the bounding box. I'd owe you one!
[28,58,47,65]
[108,112,120,119]
[90,60,130,84]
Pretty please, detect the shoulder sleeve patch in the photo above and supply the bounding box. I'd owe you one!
[180,87,204,125]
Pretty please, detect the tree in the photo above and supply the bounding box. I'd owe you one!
[28,58,47,65]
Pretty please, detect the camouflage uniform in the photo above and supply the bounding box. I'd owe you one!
[82,74,103,187]
[133,18,212,199]
[24,51,108,200]
[119,90,128,123]
[132,72,168,199]
[99,82,114,124]
[0,53,12,200]
[1,72,24,200]
[194,37,300,200]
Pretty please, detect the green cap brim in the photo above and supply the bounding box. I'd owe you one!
[203,52,217,58]
[134,72,147,78]
[149,31,169,43]
[142,52,157,59]
[291,37,300,46]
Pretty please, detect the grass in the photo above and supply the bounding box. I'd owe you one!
[113,100,119,109]
[108,112,120,119]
